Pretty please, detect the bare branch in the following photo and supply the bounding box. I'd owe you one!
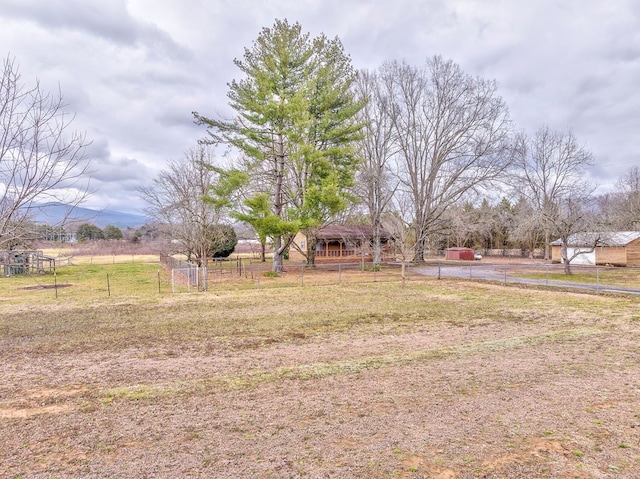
[0,55,92,248]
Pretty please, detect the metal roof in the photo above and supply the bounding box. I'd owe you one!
[550,231,640,246]
[315,225,392,241]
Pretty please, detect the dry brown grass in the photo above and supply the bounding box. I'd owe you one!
[1,273,640,478]
[40,248,159,266]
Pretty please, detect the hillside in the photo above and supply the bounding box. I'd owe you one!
[30,202,149,229]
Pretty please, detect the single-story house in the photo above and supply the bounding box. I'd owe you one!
[289,225,394,263]
[550,231,640,266]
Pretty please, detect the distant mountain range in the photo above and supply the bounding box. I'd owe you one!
[30,202,149,229]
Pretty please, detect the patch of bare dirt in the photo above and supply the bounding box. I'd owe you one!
[2,299,640,478]
[0,404,74,419]
[19,284,72,290]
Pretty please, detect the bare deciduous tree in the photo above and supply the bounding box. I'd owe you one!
[441,201,475,248]
[381,208,414,286]
[353,69,398,263]
[138,145,226,266]
[597,166,640,230]
[547,195,601,274]
[509,197,545,257]
[381,56,513,262]
[0,56,92,249]
[511,126,594,259]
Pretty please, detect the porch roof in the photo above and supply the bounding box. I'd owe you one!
[315,225,392,242]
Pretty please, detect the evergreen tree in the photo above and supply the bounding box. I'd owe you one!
[194,19,364,271]
[209,224,238,258]
[103,225,123,240]
[76,223,104,241]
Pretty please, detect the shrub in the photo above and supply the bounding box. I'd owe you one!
[210,224,238,258]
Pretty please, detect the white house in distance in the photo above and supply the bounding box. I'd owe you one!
[550,231,640,266]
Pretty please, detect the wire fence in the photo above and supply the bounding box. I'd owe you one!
[207,260,411,288]
[203,259,640,294]
[3,256,640,300]
[417,260,640,294]
[52,253,160,266]
[161,256,412,293]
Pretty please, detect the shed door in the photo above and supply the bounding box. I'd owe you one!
[567,247,595,265]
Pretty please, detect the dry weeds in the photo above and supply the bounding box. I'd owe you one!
[1,278,639,478]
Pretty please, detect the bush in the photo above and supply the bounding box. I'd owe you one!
[210,224,238,258]
[360,263,381,272]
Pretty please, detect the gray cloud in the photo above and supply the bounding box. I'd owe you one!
[91,157,151,183]
[85,137,111,163]
[0,0,188,59]
[1,0,638,213]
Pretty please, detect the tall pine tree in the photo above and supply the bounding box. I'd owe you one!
[194,19,364,271]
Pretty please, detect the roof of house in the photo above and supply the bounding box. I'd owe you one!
[550,231,640,247]
[314,224,392,241]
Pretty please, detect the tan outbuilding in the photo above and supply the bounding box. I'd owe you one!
[550,231,640,266]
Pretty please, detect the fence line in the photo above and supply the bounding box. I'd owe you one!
[160,254,207,292]
[7,257,639,299]
[175,259,640,295]
[417,260,640,294]
[55,253,160,266]
[200,259,640,295]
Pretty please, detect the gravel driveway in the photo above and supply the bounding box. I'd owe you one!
[413,261,640,294]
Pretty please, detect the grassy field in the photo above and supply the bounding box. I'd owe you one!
[40,248,160,266]
[0,260,412,301]
[0,263,169,302]
[1,264,640,478]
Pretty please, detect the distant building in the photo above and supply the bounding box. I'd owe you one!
[289,225,394,263]
[444,247,475,261]
[550,231,640,266]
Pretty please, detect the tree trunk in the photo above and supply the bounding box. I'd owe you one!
[413,226,426,263]
[305,234,317,267]
[373,222,381,264]
[273,235,284,273]
[561,244,572,275]
[200,244,209,267]
[272,136,286,273]
[544,229,551,260]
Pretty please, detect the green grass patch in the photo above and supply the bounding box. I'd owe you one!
[0,263,169,303]
[515,268,640,288]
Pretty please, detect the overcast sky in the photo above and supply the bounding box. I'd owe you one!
[2,0,639,214]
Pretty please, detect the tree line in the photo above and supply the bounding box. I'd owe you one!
[147,19,638,271]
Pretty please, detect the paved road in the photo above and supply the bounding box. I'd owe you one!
[412,262,640,295]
